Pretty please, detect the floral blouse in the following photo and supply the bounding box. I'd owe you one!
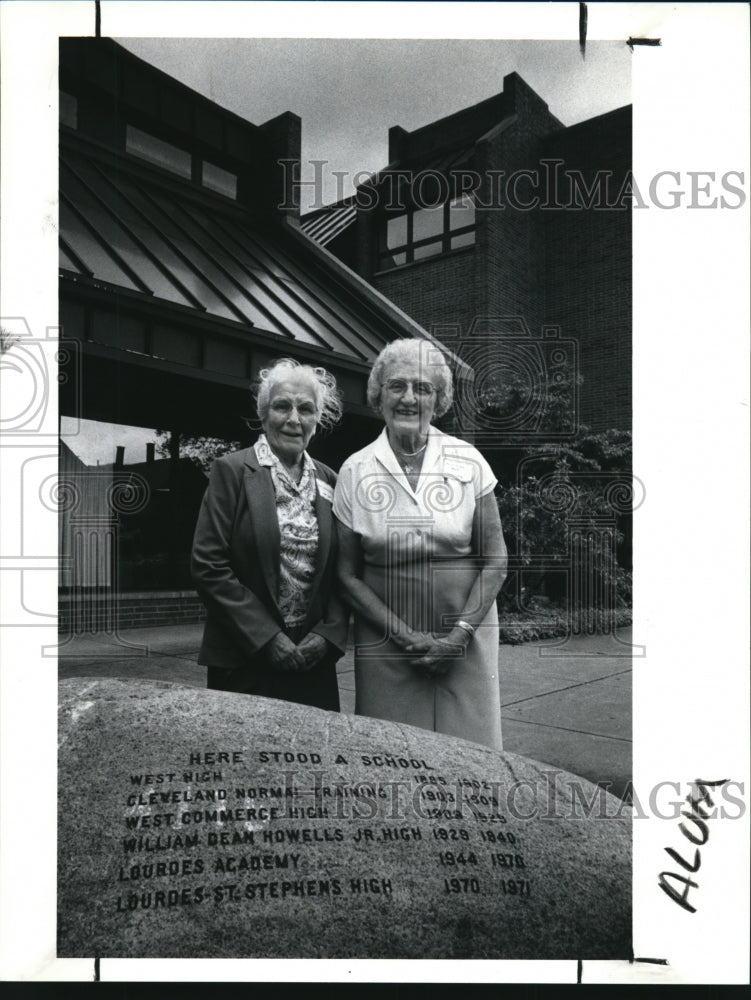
[254,435,319,627]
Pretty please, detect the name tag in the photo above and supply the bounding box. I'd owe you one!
[443,459,473,483]
[316,479,334,503]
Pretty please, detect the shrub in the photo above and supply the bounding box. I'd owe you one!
[497,428,633,633]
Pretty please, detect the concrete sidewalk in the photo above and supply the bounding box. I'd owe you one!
[58,624,633,797]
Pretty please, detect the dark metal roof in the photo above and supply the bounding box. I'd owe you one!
[59,136,400,364]
[300,199,357,247]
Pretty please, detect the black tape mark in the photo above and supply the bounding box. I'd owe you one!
[635,957,670,966]
[94,956,100,981]
[628,37,662,50]
[95,1,101,38]
[579,3,588,59]
[577,958,583,983]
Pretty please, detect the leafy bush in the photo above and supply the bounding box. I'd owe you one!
[0,326,19,354]
[155,432,241,475]
[469,320,583,439]
[497,428,633,636]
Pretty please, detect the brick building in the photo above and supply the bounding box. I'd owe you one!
[302,73,632,437]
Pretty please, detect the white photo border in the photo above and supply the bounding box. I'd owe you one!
[0,0,748,985]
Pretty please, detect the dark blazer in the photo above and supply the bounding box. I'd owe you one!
[191,446,347,707]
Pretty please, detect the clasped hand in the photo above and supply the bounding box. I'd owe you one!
[265,632,327,672]
[402,630,468,678]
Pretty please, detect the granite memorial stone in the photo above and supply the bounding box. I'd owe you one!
[58,678,631,958]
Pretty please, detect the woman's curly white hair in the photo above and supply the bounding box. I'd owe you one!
[367,339,453,419]
[255,358,343,431]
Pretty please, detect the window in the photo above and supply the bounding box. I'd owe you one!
[126,125,192,179]
[378,194,475,270]
[202,161,237,199]
[124,128,239,199]
[60,92,78,129]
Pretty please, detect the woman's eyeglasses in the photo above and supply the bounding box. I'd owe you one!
[383,379,436,397]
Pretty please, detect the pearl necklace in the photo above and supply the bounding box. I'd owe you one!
[395,442,427,458]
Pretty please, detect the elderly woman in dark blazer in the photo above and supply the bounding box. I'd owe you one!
[191,358,347,710]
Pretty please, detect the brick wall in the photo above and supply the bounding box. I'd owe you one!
[59,591,207,632]
[373,247,477,337]
[543,107,632,431]
[476,75,562,336]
